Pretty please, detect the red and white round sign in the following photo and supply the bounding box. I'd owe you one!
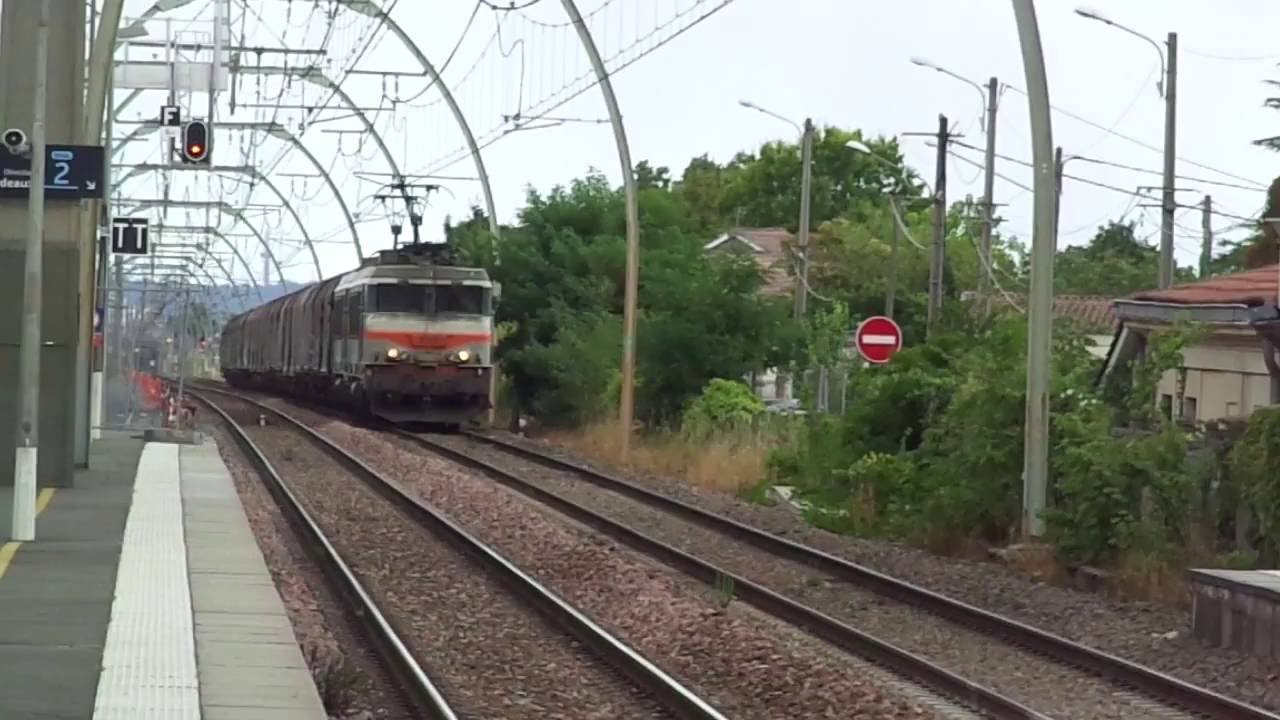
[854,315,903,364]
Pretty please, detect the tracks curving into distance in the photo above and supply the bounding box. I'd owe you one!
[418,428,1279,720]
[193,386,726,720]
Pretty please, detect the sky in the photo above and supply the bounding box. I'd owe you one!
[102,0,1280,289]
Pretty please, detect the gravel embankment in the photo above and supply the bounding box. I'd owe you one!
[429,434,1203,719]
[264,400,952,720]
[208,425,408,720]
[483,430,1280,712]
[211,399,671,720]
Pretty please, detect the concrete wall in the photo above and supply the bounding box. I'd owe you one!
[0,2,86,487]
[1156,341,1275,422]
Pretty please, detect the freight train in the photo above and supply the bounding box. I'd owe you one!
[219,243,495,427]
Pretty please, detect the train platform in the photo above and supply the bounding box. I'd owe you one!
[1188,568,1280,659]
[0,431,325,719]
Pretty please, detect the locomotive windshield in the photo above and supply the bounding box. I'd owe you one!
[435,285,485,314]
[373,284,429,313]
[371,282,488,315]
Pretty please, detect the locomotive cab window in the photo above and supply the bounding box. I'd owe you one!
[433,284,487,315]
[373,284,431,313]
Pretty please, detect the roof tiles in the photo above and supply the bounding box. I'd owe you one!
[1129,264,1279,306]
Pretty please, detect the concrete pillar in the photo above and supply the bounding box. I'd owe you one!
[0,2,86,488]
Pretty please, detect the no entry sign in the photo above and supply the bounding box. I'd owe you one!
[854,315,902,364]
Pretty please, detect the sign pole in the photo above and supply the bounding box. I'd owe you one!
[12,0,50,542]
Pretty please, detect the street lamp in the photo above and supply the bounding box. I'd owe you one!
[739,99,814,321]
[845,140,936,199]
[1075,5,1176,288]
[910,57,989,126]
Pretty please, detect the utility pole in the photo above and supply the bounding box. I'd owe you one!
[1053,146,1064,245]
[12,0,50,541]
[1012,0,1055,539]
[795,118,814,320]
[1159,32,1178,288]
[978,77,999,320]
[886,196,900,320]
[928,113,949,337]
[1200,194,1213,278]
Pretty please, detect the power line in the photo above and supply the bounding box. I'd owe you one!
[945,141,1260,224]
[1183,47,1280,61]
[950,138,1265,193]
[1001,84,1268,189]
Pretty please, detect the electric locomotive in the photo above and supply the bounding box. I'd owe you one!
[219,243,496,427]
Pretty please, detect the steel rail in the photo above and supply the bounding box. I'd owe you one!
[459,430,1280,720]
[194,385,727,720]
[191,389,458,720]
[402,430,1046,720]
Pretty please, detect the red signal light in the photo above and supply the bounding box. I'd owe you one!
[181,120,210,163]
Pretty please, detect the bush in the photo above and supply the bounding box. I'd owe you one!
[1229,407,1280,563]
[680,379,765,440]
[771,315,1208,566]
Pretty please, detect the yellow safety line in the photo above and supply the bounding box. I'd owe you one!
[0,488,58,580]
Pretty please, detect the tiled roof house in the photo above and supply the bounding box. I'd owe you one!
[702,227,796,297]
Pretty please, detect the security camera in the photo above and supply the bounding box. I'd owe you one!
[2,128,29,154]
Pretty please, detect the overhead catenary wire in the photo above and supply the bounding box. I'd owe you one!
[944,141,1262,224]
[1001,84,1268,189]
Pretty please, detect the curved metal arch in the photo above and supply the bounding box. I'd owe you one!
[146,223,266,303]
[123,258,227,295]
[116,121,361,262]
[331,0,501,239]
[117,162,322,280]
[123,252,239,298]
[119,199,288,287]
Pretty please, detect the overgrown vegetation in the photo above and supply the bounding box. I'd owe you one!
[445,124,1270,603]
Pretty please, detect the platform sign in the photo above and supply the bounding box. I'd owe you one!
[161,104,181,127]
[111,217,149,255]
[0,144,105,200]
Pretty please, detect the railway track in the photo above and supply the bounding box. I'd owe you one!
[184,379,1280,718]
[193,388,725,720]
[196,391,455,719]
[402,428,1280,720]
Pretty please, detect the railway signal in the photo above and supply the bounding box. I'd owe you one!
[180,120,209,164]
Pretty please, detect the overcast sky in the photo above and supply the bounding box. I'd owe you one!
[108,0,1280,287]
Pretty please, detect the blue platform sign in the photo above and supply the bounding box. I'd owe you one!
[0,144,105,200]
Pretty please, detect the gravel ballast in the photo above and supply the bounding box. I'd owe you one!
[427,434,1203,719]
[264,400,952,720]
[487,430,1280,712]
[210,398,671,720]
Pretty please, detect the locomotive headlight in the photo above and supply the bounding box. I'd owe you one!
[456,349,471,363]
[386,347,403,361]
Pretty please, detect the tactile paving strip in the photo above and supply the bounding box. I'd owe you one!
[92,442,201,719]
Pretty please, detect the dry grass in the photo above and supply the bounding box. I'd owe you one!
[544,421,777,494]
[1109,552,1192,608]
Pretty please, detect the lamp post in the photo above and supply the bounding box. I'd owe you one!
[910,57,999,319]
[739,100,813,321]
[1075,6,1176,288]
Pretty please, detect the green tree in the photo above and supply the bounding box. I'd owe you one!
[716,127,921,230]
[483,172,791,427]
[1055,220,1193,296]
